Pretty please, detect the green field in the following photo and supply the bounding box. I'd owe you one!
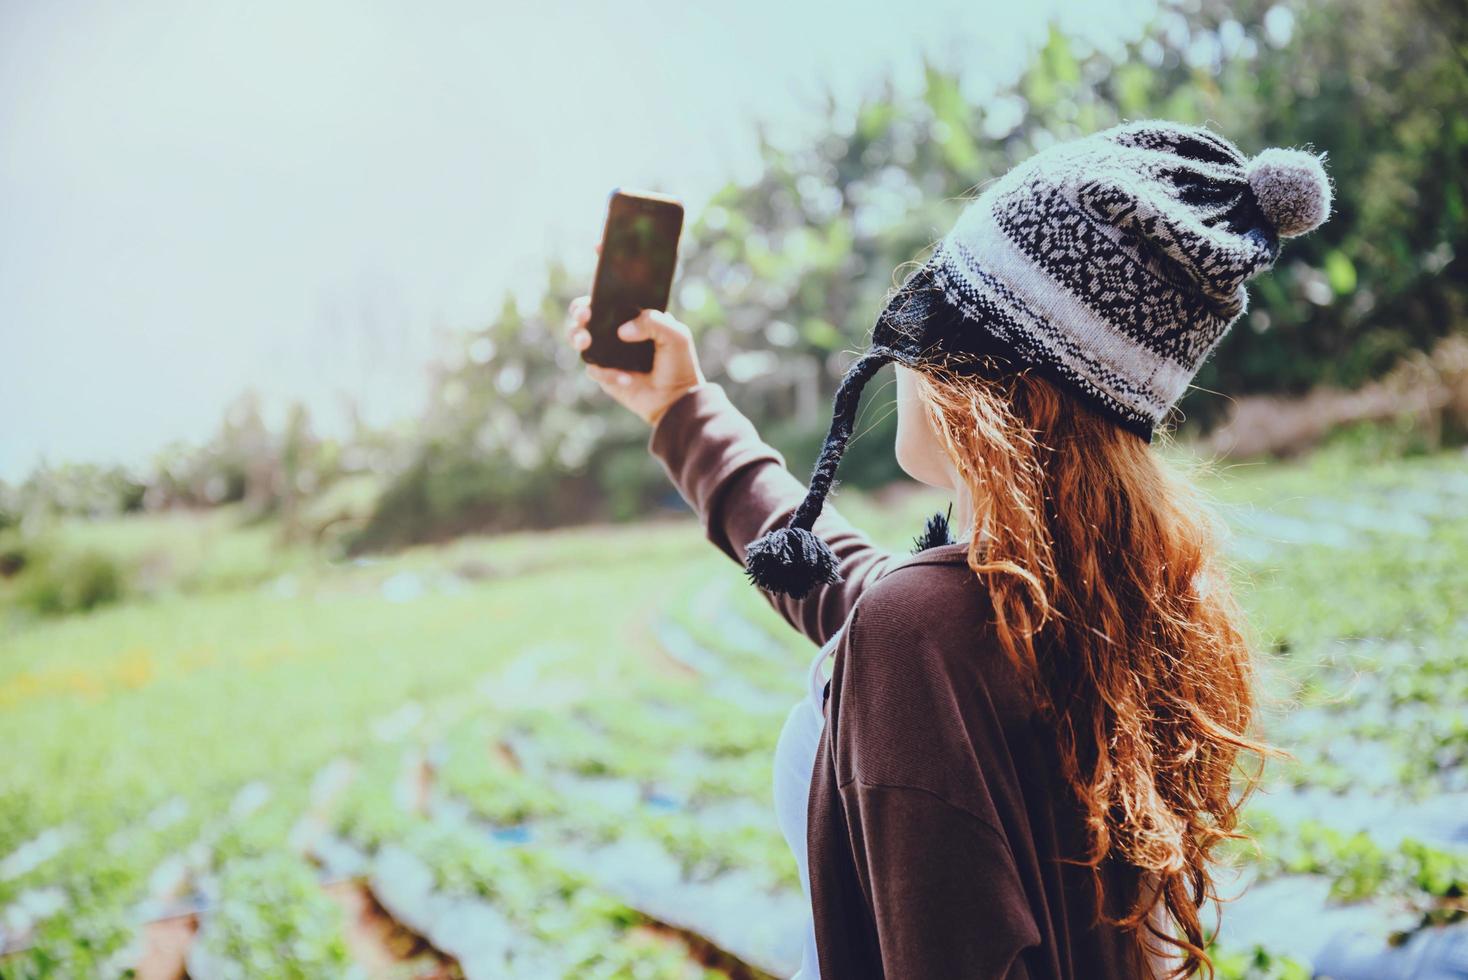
[3,441,1467,978]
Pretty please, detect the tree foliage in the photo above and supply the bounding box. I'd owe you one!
[8,0,1464,545]
[348,0,1465,546]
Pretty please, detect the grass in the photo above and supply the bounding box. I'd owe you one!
[2,440,1465,976]
[1,518,720,840]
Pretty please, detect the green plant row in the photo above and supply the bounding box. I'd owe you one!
[431,712,797,894]
[0,802,210,978]
[1,777,321,979]
[332,759,715,979]
[190,854,353,980]
[1237,815,1468,936]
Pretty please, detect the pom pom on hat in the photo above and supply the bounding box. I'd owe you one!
[1247,148,1332,238]
[745,525,840,599]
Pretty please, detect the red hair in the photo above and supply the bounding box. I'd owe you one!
[914,362,1267,977]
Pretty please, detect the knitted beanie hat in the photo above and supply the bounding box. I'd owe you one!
[746,120,1331,599]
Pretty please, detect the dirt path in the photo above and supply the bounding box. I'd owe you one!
[134,913,197,980]
[631,920,779,980]
[323,879,459,979]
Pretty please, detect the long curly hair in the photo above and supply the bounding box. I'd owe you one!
[910,360,1267,978]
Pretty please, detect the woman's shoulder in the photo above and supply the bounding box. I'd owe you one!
[838,541,1033,720]
[850,541,993,641]
[829,541,1038,810]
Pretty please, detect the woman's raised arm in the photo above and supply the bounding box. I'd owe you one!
[567,297,895,647]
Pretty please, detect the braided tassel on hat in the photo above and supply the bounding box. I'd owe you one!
[744,348,894,599]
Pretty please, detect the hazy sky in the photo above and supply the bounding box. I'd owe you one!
[0,0,1153,480]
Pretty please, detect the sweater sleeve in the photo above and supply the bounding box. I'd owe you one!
[647,383,896,647]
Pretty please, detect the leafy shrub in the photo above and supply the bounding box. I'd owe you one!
[0,542,26,578]
[348,434,658,552]
[1319,416,1440,463]
[14,546,127,617]
[1210,943,1311,980]
[345,442,541,552]
[193,855,352,979]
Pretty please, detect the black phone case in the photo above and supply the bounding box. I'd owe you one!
[582,191,683,373]
[584,323,655,373]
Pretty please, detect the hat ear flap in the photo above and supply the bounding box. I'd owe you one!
[745,349,893,599]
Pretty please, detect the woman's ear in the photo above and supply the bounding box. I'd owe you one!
[894,366,957,491]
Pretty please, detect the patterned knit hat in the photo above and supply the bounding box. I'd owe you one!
[746,120,1331,599]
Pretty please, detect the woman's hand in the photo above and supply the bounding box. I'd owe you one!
[566,296,705,426]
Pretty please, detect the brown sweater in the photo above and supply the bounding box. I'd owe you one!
[650,384,1145,980]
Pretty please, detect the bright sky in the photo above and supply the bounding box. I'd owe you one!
[0,0,1154,480]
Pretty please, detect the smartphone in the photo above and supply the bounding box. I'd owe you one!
[583,189,684,373]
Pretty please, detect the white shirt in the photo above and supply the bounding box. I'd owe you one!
[772,634,839,980]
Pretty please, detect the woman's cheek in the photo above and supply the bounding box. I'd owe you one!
[895,414,950,489]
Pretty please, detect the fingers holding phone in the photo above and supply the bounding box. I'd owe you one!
[583,190,683,372]
[570,188,704,425]
[568,298,703,425]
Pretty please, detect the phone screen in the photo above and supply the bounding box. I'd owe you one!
[584,191,684,372]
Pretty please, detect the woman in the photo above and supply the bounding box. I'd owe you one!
[567,120,1330,979]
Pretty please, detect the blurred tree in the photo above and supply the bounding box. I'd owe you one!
[22,0,1459,543]
[1141,0,1468,422]
[276,402,317,541]
[351,0,1467,545]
